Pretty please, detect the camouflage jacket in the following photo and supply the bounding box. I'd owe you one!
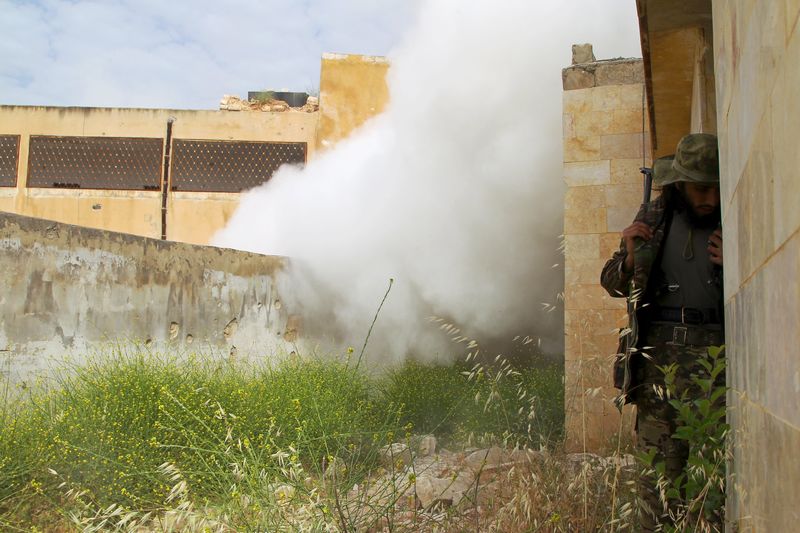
[600,195,672,406]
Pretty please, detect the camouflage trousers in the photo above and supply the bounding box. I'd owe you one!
[633,335,724,531]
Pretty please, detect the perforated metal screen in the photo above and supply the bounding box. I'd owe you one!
[27,136,163,190]
[170,140,307,192]
[0,135,20,187]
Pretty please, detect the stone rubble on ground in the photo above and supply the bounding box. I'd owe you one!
[379,442,413,467]
[139,437,637,532]
[464,445,507,472]
[418,434,437,456]
[565,451,637,474]
[342,435,638,529]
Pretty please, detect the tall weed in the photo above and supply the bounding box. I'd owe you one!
[0,347,565,530]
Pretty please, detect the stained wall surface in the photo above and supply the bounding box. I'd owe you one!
[713,1,800,529]
[562,54,648,451]
[317,53,391,150]
[0,211,297,382]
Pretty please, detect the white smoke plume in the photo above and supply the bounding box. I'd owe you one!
[214,1,640,364]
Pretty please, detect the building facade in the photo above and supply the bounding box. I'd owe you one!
[0,54,390,245]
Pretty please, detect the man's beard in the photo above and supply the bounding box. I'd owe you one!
[686,204,721,229]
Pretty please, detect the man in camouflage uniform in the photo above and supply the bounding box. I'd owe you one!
[600,133,724,529]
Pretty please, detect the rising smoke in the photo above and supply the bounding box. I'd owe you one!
[214,1,640,365]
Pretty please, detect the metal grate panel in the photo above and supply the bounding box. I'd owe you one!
[27,136,163,190]
[0,135,20,187]
[170,140,306,192]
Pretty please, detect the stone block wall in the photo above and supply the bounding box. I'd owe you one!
[713,1,800,530]
[562,47,648,451]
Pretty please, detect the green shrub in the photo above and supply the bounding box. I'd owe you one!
[640,345,728,531]
[378,358,564,448]
[377,360,473,437]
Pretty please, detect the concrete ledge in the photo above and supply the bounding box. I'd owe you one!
[563,58,644,91]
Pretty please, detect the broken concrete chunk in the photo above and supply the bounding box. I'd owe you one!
[269,101,289,112]
[380,442,413,468]
[572,43,596,64]
[418,434,437,456]
[219,94,246,111]
[464,446,506,472]
[510,447,543,465]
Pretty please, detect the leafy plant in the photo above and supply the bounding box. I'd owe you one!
[640,345,728,532]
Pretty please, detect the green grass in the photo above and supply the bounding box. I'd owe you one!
[0,349,564,530]
[378,359,563,447]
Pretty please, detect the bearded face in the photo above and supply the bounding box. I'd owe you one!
[678,182,721,228]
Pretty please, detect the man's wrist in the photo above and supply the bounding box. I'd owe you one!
[621,254,634,274]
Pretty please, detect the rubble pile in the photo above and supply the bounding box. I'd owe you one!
[219,94,319,113]
[331,435,636,531]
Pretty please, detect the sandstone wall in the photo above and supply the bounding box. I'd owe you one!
[562,48,648,451]
[713,1,800,529]
[317,53,391,150]
[0,211,297,382]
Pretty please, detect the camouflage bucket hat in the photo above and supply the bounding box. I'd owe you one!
[661,133,719,185]
[652,155,678,186]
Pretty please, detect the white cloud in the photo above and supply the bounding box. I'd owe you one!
[0,0,417,108]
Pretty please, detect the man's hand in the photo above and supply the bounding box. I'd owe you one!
[708,228,723,266]
[622,221,653,272]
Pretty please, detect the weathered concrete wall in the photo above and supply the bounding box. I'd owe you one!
[317,53,391,150]
[0,105,318,245]
[713,1,800,530]
[562,48,648,451]
[0,211,297,382]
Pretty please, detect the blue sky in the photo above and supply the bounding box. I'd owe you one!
[0,1,641,110]
[0,0,417,109]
